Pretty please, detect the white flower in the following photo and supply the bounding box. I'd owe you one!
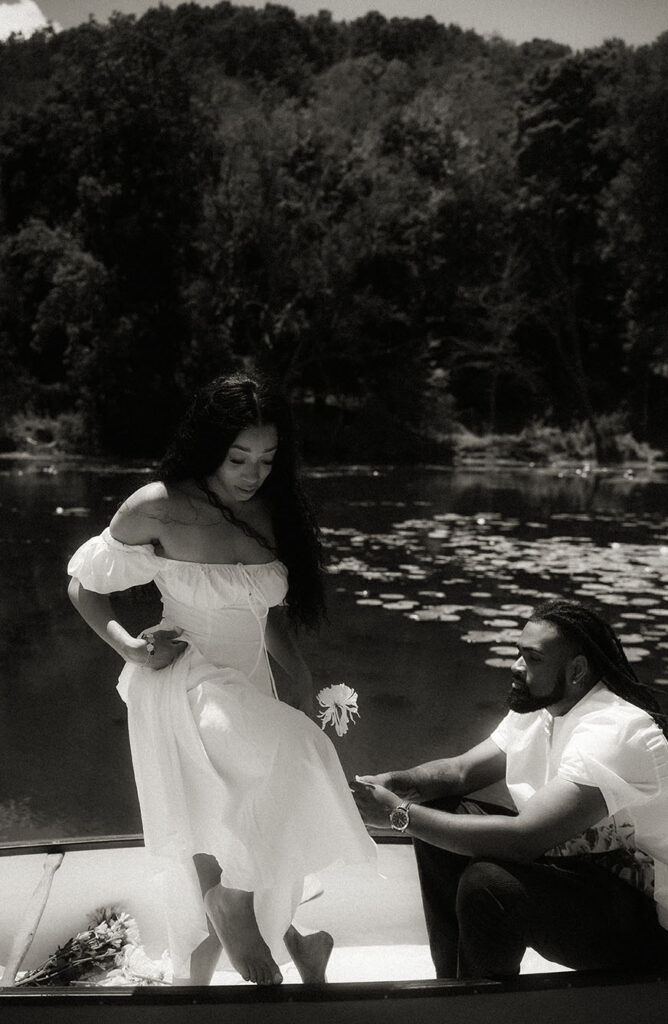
[316,684,360,736]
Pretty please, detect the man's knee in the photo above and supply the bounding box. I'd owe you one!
[454,859,529,978]
[456,859,525,922]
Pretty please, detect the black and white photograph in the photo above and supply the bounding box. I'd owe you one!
[1,1,668,1019]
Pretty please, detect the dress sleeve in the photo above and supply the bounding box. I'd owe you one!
[558,712,668,816]
[67,527,159,593]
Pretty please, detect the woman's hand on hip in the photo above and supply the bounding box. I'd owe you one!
[127,628,187,670]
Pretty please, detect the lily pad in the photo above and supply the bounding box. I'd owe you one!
[462,630,518,644]
[500,604,534,617]
[625,648,650,662]
[409,609,461,622]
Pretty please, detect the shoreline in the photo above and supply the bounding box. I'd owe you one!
[2,449,667,478]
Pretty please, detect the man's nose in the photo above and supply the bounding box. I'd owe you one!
[511,655,525,676]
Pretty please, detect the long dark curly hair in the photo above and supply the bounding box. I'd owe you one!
[530,599,668,737]
[158,372,326,629]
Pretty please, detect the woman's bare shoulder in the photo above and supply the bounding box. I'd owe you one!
[110,482,200,544]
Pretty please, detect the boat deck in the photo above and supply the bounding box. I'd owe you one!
[2,837,667,1023]
[0,835,564,983]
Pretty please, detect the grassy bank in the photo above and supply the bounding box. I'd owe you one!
[451,421,665,468]
[2,409,665,469]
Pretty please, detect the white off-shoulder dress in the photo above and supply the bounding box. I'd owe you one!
[68,529,376,977]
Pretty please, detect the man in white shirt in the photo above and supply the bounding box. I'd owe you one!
[354,599,668,978]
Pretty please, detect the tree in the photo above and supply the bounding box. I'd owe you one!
[0,7,660,458]
[600,33,668,440]
[512,43,629,458]
[0,13,213,453]
[0,219,108,420]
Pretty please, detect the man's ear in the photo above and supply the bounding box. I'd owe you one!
[570,653,589,686]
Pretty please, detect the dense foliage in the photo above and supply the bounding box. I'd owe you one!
[0,3,666,461]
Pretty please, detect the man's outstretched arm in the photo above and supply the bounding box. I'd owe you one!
[356,738,507,804]
[356,773,607,863]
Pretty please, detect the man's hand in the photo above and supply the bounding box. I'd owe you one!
[352,777,402,828]
[355,770,424,803]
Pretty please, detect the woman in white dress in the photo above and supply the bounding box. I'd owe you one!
[67,372,376,986]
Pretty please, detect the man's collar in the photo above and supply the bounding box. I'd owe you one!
[543,680,606,722]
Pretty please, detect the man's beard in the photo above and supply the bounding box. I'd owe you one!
[507,666,567,713]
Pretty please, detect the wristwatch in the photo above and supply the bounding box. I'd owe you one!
[389,800,412,832]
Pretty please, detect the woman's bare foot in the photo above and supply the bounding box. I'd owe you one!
[204,884,283,986]
[188,927,223,985]
[172,931,221,987]
[285,925,334,983]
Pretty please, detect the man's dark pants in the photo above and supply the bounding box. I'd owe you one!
[413,798,668,979]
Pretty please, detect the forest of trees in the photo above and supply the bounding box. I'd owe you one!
[0,3,666,462]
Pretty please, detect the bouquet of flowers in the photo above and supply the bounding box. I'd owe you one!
[16,907,146,987]
[316,683,360,737]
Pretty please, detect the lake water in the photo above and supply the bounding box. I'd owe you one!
[2,458,668,843]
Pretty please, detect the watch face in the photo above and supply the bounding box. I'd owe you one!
[390,805,410,830]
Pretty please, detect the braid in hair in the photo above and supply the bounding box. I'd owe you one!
[530,599,668,738]
[196,477,276,557]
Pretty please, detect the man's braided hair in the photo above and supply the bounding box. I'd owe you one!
[530,599,668,737]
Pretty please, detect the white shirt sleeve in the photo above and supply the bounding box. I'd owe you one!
[558,711,668,816]
[490,711,516,752]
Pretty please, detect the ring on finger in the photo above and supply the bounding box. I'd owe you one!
[141,631,156,659]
